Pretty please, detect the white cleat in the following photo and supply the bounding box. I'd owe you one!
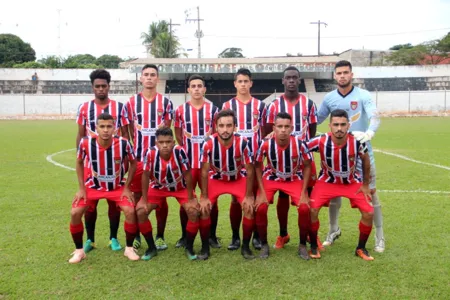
[69,249,86,264]
[124,246,140,261]
[374,237,385,253]
[322,228,342,247]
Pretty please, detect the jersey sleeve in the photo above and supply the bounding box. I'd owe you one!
[308,99,318,125]
[75,103,86,126]
[317,95,331,125]
[174,105,183,128]
[358,141,369,157]
[119,103,130,127]
[142,148,152,171]
[259,102,267,127]
[255,141,268,163]
[361,90,381,133]
[126,97,135,122]
[201,140,212,164]
[76,139,86,160]
[211,105,219,132]
[306,135,321,152]
[300,140,313,161]
[266,101,276,124]
[178,148,190,172]
[242,138,253,164]
[164,98,174,121]
[125,140,135,161]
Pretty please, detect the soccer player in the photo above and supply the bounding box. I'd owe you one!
[317,60,384,253]
[174,74,219,249]
[136,127,200,261]
[307,109,375,261]
[254,112,312,259]
[69,113,139,264]
[75,69,130,253]
[126,64,174,251]
[221,68,266,251]
[265,66,318,249]
[199,109,256,260]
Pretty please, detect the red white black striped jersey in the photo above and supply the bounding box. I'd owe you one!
[306,133,368,184]
[143,145,190,192]
[76,99,129,137]
[222,97,266,156]
[174,101,219,169]
[201,133,252,181]
[77,136,135,191]
[126,93,173,161]
[256,135,312,182]
[266,94,317,140]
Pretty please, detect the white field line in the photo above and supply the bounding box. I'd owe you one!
[45,148,75,171]
[373,149,450,171]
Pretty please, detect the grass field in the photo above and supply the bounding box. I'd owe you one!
[1,117,450,299]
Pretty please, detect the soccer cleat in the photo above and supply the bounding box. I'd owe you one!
[69,249,86,264]
[260,244,270,259]
[298,244,310,260]
[307,235,325,251]
[227,237,241,251]
[197,246,210,261]
[252,236,262,250]
[185,248,198,261]
[355,248,375,261]
[83,239,96,253]
[141,248,158,261]
[155,237,168,251]
[124,247,140,261]
[374,237,385,253]
[209,237,221,249]
[273,234,290,249]
[175,237,186,248]
[241,247,255,260]
[109,238,122,251]
[309,247,321,259]
[322,228,342,247]
[133,235,142,250]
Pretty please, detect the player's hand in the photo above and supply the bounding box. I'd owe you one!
[141,196,149,214]
[298,191,310,208]
[121,187,134,205]
[242,196,254,216]
[265,131,275,140]
[356,184,372,204]
[351,130,374,143]
[199,195,212,216]
[254,192,268,211]
[73,189,87,206]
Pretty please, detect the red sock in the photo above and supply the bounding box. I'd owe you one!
[242,217,253,245]
[230,200,242,238]
[277,194,290,236]
[186,220,199,250]
[199,218,211,245]
[358,221,372,249]
[70,223,84,249]
[309,220,320,248]
[138,219,155,249]
[156,198,168,238]
[297,204,311,245]
[124,222,137,247]
[255,203,269,244]
[210,203,219,238]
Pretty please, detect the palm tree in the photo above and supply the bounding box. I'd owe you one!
[141,21,182,58]
[218,47,245,58]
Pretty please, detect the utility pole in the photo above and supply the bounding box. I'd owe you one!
[57,9,62,56]
[186,6,204,58]
[310,20,328,56]
[168,19,180,57]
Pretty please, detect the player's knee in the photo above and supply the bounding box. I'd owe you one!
[256,203,268,215]
[362,210,374,220]
[70,208,84,221]
[121,206,136,220]
[310,207,319,218]
[185,205,199,220]
[297,203,309,215]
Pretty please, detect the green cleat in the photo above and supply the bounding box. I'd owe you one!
[83,239,96,253]
[185,248,198,261]
[133,235,142,250]
[155,237,168,251]
[141,248,158,261]
[109,238,122,251]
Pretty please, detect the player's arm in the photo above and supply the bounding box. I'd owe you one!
[300,159,311,204]
[353,92,381,143]
[175,127,183,146]
[200,162,210,202]
[121,126,130,140]
[244,163,255,197]
[356,151,371,201]
[73,141,87,205]
[183,169,195,201]
[316,98,330,125]
[308,123,317,139]
[141,169,150,204]
[75,124,85,148]
[254,161,268,209]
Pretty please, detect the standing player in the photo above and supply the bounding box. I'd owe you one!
[221,68,266,251]
[174,74,219,248]
[69,113,139,264]
[254,112,312,259]
[75,69,130,253]
[265,66,318,249]
[126,64,173,251]
[317,60,384,253]
[307,109,375,261]
[199,109,256,260]
[137,128,200,261]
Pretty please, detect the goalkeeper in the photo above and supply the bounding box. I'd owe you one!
[317,60,385,253]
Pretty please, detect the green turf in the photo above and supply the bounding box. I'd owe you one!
[0,118,449,299]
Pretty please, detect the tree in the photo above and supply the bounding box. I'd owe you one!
[13,61,46,68]
[389,43,413,50]
[38,55,64,68]
[63,54,98,68]
[0,34,36,66]
[96,55,123,68]
[141,21,183,58]
[386,45,427,65]
[218,47,244,58]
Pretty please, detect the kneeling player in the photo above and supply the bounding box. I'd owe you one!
[307,109,375,261]
[199,109,256,260]
[136,127,200,261]
[69,113,139,264]
[254,112,312,260]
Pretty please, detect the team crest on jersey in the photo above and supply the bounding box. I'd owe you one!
[114,157,121,164]
[235,156,242,162]
[157,109,163,116]
[349,157,355,161]
[253,113,259,119]
[351,101,358,110]
[292,157,298,162]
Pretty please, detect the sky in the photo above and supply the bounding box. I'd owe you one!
[1,0,449,60]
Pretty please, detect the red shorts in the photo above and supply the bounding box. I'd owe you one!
[191,168,201,189]
[310,181,374,213]
[147,188,190,206]
[208,177,247,204]
[72,187,134,209]
[130,161,144,193]
[258,178,304,206]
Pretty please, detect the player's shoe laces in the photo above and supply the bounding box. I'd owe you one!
[227,237,240,251]
[109,238,122,251]
[133,235,141,250]
[374,236,385,253]
[155,237,168,251]
[322,228,342,247]
[69,249,86,264]
[185,248,198,261]
[141,248,158,261]
[209,236,221,249]
[260,244,270,259]
[252,236,262,250]
[273,234,290,249]
[355,248,375,261]
[241,246,255,260]
[298,244,310,260]
[309,247,321,259]
[83,239,96,253]
[175,237,186,248]
[124,247,140,261]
